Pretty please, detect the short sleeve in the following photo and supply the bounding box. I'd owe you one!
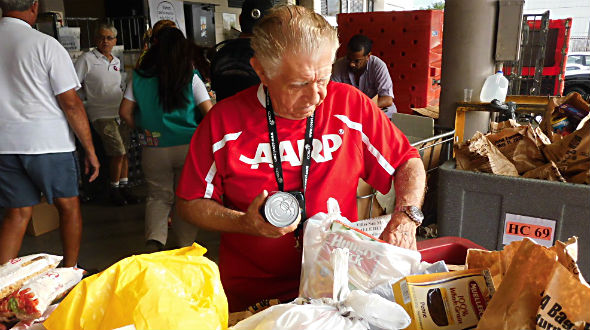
[73,54,88,85]
[177,115,224,203]
[47,38,81,95]
[123,80,135,102]
[330,58,347,83]
[359,95,420,194]
[192,74,211,105]
[372,57,394,98]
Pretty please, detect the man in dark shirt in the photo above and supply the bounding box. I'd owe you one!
[210,0,273,101]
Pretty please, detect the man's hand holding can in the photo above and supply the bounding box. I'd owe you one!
[240,190,301,238]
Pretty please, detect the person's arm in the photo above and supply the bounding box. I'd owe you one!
[119,98,137,129]
[192,74,212,118]
[73,55,89,101]
[379,158,426,249]
[373,57,395,109]
[197,100,213,118]
[56,89,100,182]
[377,95,393,108]
[176,191,300,238]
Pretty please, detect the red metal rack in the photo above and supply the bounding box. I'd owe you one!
[337,10,443,114]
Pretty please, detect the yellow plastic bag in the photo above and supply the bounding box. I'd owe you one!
[44,244,228,330]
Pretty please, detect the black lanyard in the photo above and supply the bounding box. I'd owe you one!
[265,89,314,197]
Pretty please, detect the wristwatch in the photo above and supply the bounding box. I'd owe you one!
[395,205,424,226]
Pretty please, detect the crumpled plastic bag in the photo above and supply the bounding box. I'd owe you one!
[299,198,421,299]
[232,248,411,330]
[43,244,228,330]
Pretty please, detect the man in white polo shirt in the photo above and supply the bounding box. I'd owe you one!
[75,23,138,206]
[0,0,100,267]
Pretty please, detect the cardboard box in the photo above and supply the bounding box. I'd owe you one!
[26,201,60,236]
[391,269,495,330]
[356,178,384,220]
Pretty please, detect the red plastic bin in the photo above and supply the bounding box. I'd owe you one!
[417,237,485,265]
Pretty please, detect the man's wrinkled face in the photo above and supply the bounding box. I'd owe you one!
[253,47,334,120]
[96,29,116,55]
[346,49,370,74]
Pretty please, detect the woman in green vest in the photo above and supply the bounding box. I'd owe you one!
[119,27,212,252]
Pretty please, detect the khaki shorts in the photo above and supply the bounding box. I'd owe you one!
[92,118,131,157]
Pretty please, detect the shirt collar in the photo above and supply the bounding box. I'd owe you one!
[91,48,119,64]
[92,48,107,60]
[1,17,32,28]
[257,83,266,108]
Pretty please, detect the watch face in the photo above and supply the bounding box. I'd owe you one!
[407,206,424,224]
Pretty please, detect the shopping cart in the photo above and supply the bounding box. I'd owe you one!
[411,126,456,174]
[357,127,455,220]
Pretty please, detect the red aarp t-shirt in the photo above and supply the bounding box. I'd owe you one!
[177,82,420,311]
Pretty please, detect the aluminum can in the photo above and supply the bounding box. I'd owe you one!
[262,192,301,227]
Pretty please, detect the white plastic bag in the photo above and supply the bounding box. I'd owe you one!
[232,248,411,330]
[7,267,84,321]
[0,254,62,300]
[300,199,421,298]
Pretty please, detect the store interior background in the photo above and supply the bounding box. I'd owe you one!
[5,0,590,272]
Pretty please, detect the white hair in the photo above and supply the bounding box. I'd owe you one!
[0,0,36,12]
[251,5,339,78]
[95,23,118,38]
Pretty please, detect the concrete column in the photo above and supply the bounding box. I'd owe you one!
[438,0,498,140]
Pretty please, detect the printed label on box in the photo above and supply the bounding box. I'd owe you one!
[502,213,556,247]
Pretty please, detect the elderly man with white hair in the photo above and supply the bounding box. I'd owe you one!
[177,5,426,311]
[75,23,137,206]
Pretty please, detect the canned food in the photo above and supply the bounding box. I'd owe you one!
[551,116,572,136]
[262,192,301,227]
[558,103,588,122]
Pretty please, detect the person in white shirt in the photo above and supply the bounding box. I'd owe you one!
[0,0,100,267]
[75,23,138,206]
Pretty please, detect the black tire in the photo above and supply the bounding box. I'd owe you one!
[564,85,590,101]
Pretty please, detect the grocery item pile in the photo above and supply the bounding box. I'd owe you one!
[455,92,589,184]
[2,200,587,329]
[0,254,83,330]
[228,199,589,330]
[43,244,227,330]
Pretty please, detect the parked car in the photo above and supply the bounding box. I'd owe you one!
[567,51,590,66]
[565,63,590,76]
[564,70,590,101]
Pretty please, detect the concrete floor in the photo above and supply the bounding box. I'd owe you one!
[17,184,221,272]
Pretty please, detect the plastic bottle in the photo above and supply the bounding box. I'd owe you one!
[480,71,509,102]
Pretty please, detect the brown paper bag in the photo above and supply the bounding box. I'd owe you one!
[522,161,567,182]
[468,238,585,290]
[475,238,586,330]
[533,126,552,147]
[466,240,523,288]
[535,264,590,330]
[549,237,588,286]
[540,93,590,143]
[486,125,548,174]
[489,119,520,134]
[542,119,590,184]
[475,239,558,330]
[455,132,519,176]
